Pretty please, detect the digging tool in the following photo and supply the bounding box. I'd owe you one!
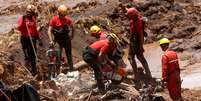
[27,32,39,63]
[27,30,42,76]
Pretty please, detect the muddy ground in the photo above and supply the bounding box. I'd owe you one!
[0,0,201,100]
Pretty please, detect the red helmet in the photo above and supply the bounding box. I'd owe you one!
[127,7,139,16]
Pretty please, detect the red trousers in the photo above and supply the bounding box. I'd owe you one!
[166,73,182,100]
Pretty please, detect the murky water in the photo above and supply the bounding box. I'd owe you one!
[0,14,20,33]
[125,43,165,77]
[125,42,201,89]
[0,0,91,34]
[143,43,163,77]
[182,73,201,89]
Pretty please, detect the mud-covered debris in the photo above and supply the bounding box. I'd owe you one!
[42,80,59,90]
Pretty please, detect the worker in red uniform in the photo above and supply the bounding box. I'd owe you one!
[82,33,120,92]
[48,5,74,72]
[126,7,152,80]
[90,25,107,40]
[90,25,125,69]
[159,38,182,101]
[17,4,41,76]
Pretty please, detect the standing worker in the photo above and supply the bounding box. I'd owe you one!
[159,38,182,101]
[90,25,107,40]
[17,4,41,76]
[48,5,74,72]
[82,33,120,92]
[126,7,152,80]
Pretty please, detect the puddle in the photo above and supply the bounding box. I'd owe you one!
[125,43,167,77]
[182,73,201,89]
[0,14,20,34]
[143,43,163,77]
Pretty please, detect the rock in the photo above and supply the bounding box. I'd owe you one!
[42,89,58,99]
[179,52,192,61]
[183,26,197,34]
[6,61,15,76]
[193,42,201,50]
[43,80,59,91]
[29,80,40,90]
[171,2,183,12]
[145,6,159,16]
[74,61,88,70]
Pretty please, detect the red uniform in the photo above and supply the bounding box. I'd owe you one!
[50,15,73,29]
[17,16,39,38]
[49,15,74,70]
[17,15,39,76]
[83,40,115,90]
[128,14,151,78]
[90,40,110,54]
[130,17,143,36]
[162,50,182,100]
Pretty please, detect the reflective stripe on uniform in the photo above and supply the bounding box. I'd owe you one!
[168,59,178,64]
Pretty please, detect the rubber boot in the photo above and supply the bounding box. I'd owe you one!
[93,79,105,94]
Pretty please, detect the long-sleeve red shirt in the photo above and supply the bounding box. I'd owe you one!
[17,16,39,38]
[130,16,143,35]
[162,50,180,81]
[162,50,182,100]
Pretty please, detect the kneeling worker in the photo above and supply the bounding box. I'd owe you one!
[82,33,120,92]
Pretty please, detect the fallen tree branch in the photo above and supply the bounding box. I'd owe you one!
[86,90,92,101]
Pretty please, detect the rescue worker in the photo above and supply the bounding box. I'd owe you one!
[159,38,182,101]
[82,33,120,92]
[90,25,107,40]
[48,5,74,72]
[126,7,152,80]
[89,25,126,70]
[17,4,41,76]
